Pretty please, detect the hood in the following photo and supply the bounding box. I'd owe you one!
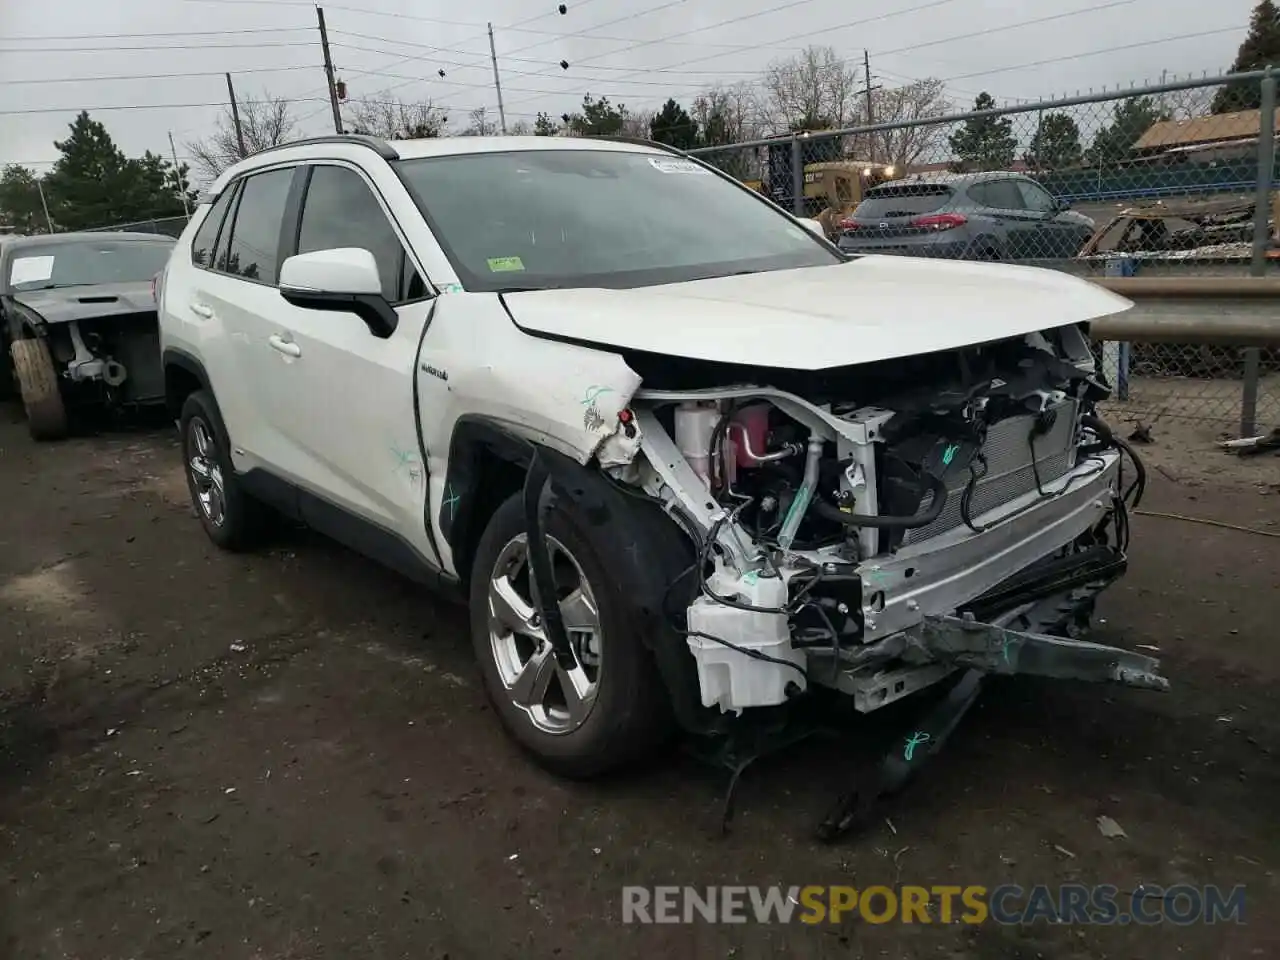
[1062,210,1097,229]
[502,257,1131,371]
[11,281,156,325]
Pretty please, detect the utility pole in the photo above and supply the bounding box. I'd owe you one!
[168,132,191,218]
[35,178,53,233]
[225,72,247,158]
[317,6,344,134]
[488,23,508,134]
[863,49,875,161]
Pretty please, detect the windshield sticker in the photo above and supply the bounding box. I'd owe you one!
[10,256,54,286]
[647,157,711,175]
[486,256,525,273]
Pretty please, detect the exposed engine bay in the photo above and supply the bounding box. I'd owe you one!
[44,312,166,406]
[610,321,1157,718]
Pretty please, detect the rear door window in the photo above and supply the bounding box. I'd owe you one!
[222,168,294,284]
[1016,179,1059,213]
[213,182,241,273]
[853,184,953,219]
[970,180,1026,211]
[191,188,236,269]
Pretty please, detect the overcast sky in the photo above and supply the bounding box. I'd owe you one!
[0,0,1258,174]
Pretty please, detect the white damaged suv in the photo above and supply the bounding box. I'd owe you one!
[158,134,1164,788]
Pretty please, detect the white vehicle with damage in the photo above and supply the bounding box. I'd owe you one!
[156,134,1165,820]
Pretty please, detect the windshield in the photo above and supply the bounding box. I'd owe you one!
[394,149,839,291]
[853,184,953,220]
[7,240,173,292]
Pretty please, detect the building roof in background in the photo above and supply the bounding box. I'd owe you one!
[1134,107,1280,150]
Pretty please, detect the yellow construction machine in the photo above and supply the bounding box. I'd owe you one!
[743,160,903,240]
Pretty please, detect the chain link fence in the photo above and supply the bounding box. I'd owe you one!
[81,215,190,239]
[689,71,1280,438]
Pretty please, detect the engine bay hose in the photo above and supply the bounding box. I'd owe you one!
[812,470,950,530]
[1081,413,1146,508]
[522,451,575,669]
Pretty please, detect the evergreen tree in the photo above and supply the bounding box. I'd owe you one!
[564,94,627,137]
[1085,97,1170,167]
[1023,113,1083,170]
[0,165,50,234]
[41,113,194,229]
[533,111,560,136]
[43,112,132,229]
[649,98,699,149]
[1212,0,1280,113]
[947,93,1017,172]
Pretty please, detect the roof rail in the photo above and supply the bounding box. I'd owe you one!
[253,133,399,161]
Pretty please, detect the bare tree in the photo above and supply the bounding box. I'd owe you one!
[347,93,449,140]
[620,109,654,140]
[187,92,297,182]
[852,78,952,167]
[461,106,498,136]
[692,82,760,145]
[509,119,533,135]
[760,46,861,133]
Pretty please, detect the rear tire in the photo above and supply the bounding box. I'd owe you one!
[179,389,273,551]
[469,491,673,779]
[10,337,68,441]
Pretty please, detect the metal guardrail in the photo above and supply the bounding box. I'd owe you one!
[1086,277,1280,436]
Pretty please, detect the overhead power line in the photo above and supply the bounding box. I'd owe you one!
[499,0,964,109]
[500,0,1164,112]
[2,65,320,85]
[176,0,486,29]
[0,26,312,41]
[330,30,767,77]
[872,0,1137,60]
[941,27,1241,84]
[0,98,323,116]
[0,40,318,53]
[331,42,757,90]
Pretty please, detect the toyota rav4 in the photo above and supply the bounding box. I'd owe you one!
[157,134,1163,794]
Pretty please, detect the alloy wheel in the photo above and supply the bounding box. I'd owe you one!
[487,533,602,735]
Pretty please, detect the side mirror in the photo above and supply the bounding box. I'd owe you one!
[279,247,398,338]
[1053,196,1071,213]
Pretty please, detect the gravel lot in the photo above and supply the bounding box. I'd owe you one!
[1,404,1278,959]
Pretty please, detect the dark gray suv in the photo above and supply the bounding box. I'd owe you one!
[836,171,1095,261]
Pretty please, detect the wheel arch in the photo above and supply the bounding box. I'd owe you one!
[443,415,715,735]
[163,347,210,422]
[2,296,47,341]
[440,415,534,586]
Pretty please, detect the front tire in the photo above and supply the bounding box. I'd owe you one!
[179,389,271,551]
[10,337,68,441]
[469,492,673,779]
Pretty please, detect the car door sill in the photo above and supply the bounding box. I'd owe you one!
[238,468,462,601]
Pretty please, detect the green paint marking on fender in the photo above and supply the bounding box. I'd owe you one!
[443,484,460,521]
[903,731,931,762]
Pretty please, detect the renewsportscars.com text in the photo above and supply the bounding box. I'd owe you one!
[621,884,1246,926]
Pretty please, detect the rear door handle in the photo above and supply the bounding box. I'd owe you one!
[268,334,302,358]
[189,302,214,319]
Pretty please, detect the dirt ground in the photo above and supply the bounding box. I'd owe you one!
[1,404,1279,960]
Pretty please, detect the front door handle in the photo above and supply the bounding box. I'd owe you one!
[189,302,214,319]
[268,334,302,358]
